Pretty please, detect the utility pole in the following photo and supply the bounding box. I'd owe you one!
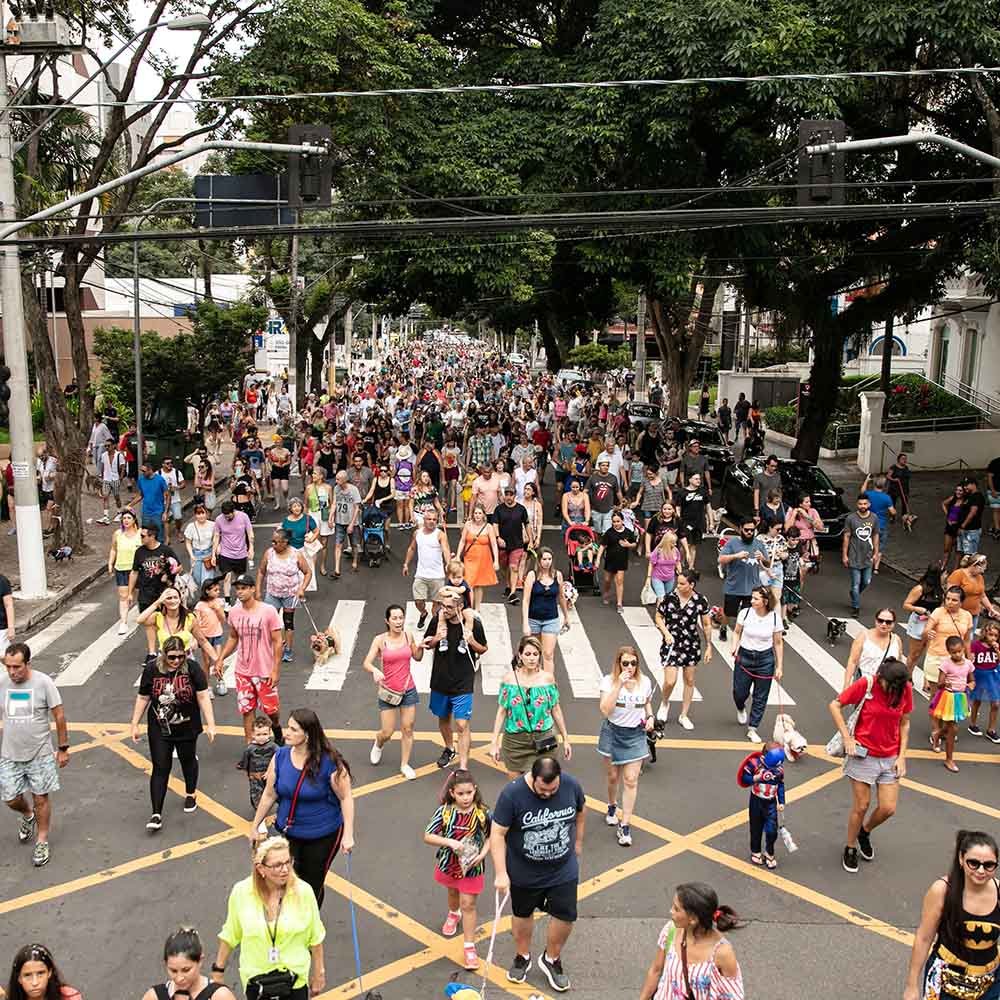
[0,54,47,596]
[634,291,647,400]
[742,301,752,372]
[343,304,353,384]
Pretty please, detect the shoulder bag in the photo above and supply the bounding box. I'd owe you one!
[377,640,406,706]
[513,669,558,754]
[245,968,296,1000]
[680,929,697,1000]
[825,674,875,757]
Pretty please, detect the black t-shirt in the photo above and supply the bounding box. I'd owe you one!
[637,431,660,466]
[0,574,10,628]
[989,458,1000,491]
[425,614,487,695]
[138,661,208,738]
[317,450,337,479]
[495,502,528,551]
[132,544,179,605]
[963,490,986,530]
[681,488,707,531]
[646,514,679,549]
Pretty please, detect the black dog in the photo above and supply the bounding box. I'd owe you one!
[826,617,847,645]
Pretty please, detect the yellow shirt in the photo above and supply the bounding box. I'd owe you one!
[113,528,142,572]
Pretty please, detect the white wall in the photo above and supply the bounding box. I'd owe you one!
[102,274,254,318]
[875,428,1000,473]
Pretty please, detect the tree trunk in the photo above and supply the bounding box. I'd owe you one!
[539,309,564,372]
[792,306,845,463]
[61,261,94,432]
[22,270,88,551]
[309,333,326,394]
[198,239,213,302]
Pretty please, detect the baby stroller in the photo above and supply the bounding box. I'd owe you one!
[362,506,390,568]
[564,523,601,596]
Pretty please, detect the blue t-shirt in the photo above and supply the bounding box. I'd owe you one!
[274,746,343,840]
[137,473,168,517]
[864,490,894,532]
[720,536,770,596]
[493,773,585,889]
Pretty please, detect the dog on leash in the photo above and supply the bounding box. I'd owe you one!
[826,617,848,645]
[309,627,342,666]
[772,713,808,760]
[705,505,726,537]
[902,513,918,533]
[83,470,102,495]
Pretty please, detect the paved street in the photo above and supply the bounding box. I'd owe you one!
[3,523,996,1000]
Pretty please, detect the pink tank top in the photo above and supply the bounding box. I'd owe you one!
[265,547,300,598]
[381,635,414,692]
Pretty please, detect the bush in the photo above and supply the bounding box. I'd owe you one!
[763,404,796,436]
[30,391,43,431]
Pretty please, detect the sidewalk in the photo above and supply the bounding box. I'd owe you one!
[5,435,242,633]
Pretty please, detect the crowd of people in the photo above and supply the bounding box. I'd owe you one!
[3,337,1000,1000]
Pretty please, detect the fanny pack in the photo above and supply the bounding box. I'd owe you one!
[377,682,405,706]
[246,968,296,1000]
[939,963,996,1000]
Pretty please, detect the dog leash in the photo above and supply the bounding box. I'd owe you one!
[345,852,370,999]
[299,597,322,636]
[480,889,510,999]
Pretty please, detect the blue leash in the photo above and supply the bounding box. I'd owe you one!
[345,852,366,997]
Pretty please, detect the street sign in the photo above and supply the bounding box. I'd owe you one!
[253,334,264,349]
[267,318,284,336]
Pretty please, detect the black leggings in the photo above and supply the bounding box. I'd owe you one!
[147,727,199,815]
[287,826,343,908]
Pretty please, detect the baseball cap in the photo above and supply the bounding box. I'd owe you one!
[234,574,255,588]
[503,486,515,494]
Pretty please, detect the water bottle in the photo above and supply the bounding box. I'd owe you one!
[779,825,798,853]
[214,677,228,697]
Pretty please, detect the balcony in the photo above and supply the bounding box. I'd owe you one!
[943,273,992,309]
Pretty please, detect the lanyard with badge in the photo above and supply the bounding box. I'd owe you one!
[264,893,284,963]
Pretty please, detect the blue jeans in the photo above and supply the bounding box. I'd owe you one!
[732,647,775,729]
[959,529,982,555]
[849,566,873,610]
[651,577,675,599]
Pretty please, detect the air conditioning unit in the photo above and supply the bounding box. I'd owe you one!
[11,13,74,49]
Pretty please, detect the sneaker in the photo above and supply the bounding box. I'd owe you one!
[656,703,670,724]
[508,594,520,606]
[457,639,468,654]
[857,827,875,862]
[31,841,50,867]
[96,515,111,525]
[842,845,859,873]
[438,638,449,652]
[968,725,984,737]
[184,795,197,814]
[605,803,618,826]
[746,727,761,743]
[417,612,428,630]
[436,747,456,768]
[617,823,632,847]
[718,624,727,641]
[616,604,624,615]
[463,942,479,971]
[17,812,36,843]
[988,730,1000,744]
[502,587,511,598]
[736,708,748,725]
[678,714,694,731]
[506,954,531,984]
[146,814,163,833]
[117,621,128,636]
[539,952,570,992]
[281,648,293,663]
[400,763,417,780]
[442,910,461,937]
[370,740,383,765]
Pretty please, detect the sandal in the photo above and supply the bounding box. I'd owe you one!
[750,852,763,866]
[463,943,479,971]
[945,761,960,773]
[764,854,777,869]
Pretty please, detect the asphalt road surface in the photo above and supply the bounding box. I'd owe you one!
[4,522,996,1000]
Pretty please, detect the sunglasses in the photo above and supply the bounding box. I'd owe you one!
[165,653,186,662]
[620,658,639,667]
[965,858,999,872]
[876,618,895,625]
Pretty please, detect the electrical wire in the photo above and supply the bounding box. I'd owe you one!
[7,64,1000,110]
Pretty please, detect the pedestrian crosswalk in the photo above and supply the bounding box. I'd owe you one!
[37,594,873,711]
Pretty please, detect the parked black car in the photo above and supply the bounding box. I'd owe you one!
[674,420,735,483]
[720,457,850,541]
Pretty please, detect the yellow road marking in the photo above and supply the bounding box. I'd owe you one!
[901,777,1000,821]
[315,947,438,1000]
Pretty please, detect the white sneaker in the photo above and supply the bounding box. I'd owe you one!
[678,715,694,731]
[656,703,670,724]
[737,708,748,725]
[747,727,761,743]
[369,740,383,765]
[400,763,417,780]
[117,622,128,636]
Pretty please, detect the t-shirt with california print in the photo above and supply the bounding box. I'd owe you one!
[493,772,585,889]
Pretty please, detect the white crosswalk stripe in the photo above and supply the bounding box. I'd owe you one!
[59,609,140,686]
[403,602,432,693]
[843,619,929,700]
[710,632,796,706]
[620,606,702,703]
[305,600,366,691]
[477,602,515,696]
[784,623,847,691]
[557,606,604,697]
[28,602,102,657]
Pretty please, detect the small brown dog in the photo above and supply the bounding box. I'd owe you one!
[902,513,918,533]
[309,628,342,666]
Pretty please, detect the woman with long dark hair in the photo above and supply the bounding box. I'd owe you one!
[638,882,743,1000]
[730,585,784,744]
[904,830,1000,1000]
[141,927,236,1000]
[903,564,945,674]
[829,657,912,875]
[3,943,82,1000]
[248,708,355,907]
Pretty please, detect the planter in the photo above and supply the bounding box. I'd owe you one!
[764,429,859,461]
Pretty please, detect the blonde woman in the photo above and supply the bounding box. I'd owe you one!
[599,645,654,847]
[107,508,141,635]
[212,836,326,999]
[645,529,682,601]
[456,503,499,609]
[489,635,571,779]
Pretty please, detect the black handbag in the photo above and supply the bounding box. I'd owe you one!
[246,968,296,1000]
[513,670,558,754]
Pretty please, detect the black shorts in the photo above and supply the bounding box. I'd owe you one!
[217,555,248,577]
[510,879,578,922]
[723,593,750,619]
[271,467,290,481]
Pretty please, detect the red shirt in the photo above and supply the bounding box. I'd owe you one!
[839,677,913,757]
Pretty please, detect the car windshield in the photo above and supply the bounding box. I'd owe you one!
[687,426,725,447]
[780,464,836,494]
[630,405,659,417]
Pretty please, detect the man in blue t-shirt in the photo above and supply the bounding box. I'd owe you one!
[717,519,772,641]
[861,474,896,564]
[136,462,169,541]
[491,756,585,992]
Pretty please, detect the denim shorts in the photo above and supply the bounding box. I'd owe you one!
[335,523,361,545]
[529,617,561,636]
[264,594,299,611]
[843,751,898,785]
[959,529,982,555]
[378,686,419,711]
[207,634,224,648]
[114,569,130,587]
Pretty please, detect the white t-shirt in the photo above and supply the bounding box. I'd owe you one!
[37,455,57,492]
[99,450,124,483]
[597,447,624,482]
[184,519,215,550]
[600,673,651,727]
[736,607,782,651]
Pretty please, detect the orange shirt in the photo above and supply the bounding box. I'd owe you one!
[947,568,986,615]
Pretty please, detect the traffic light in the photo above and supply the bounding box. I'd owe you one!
[0,365,11,425]
[797,120,846,207]
[287,125,332,208]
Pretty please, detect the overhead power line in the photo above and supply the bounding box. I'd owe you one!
[8,65,1000,110]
